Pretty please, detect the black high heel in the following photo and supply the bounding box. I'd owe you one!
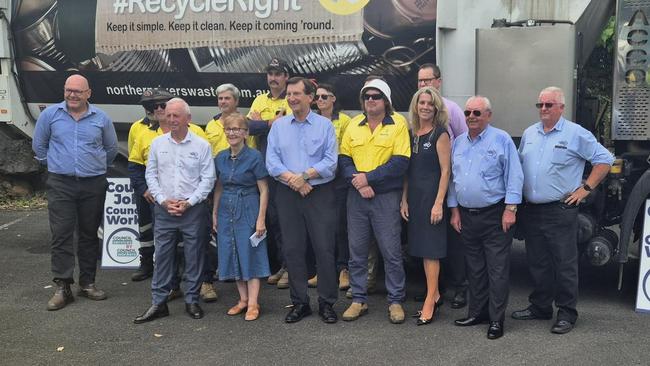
[415,298,440,326]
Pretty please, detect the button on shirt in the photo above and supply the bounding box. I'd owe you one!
[519,117,614,203]
[32,101,118,177]
[145,131,216,206]
[266,110,338,186]
[448,125,523,208]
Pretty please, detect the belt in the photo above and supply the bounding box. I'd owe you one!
[50,172,105,181]
[459,201,504,215]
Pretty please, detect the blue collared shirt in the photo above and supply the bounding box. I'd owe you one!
[266,110,338,186]
[448,125,523,208]
[32,101,118,177]
[519,117,614,203]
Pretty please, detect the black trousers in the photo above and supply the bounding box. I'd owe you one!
[334,176,349,273]
[267,178,285,268]
[47,173,107,286]
[441,226,467,294]
[522,202,579,322]
[134,193,154,249]
[275,181,338,306]
[460,204,512,322]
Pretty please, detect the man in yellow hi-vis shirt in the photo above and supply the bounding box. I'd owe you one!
[205,83,257,157]
[339,79,410,325]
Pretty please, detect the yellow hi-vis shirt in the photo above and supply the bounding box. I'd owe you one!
[340,114,411,172]
[205,114,257,157]
[331,112,352,152]
[246,92,290,122]
[127,118,151,154]
[128,123,209,166]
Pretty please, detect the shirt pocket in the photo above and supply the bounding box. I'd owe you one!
[480,156,501,190]
[180,151,201,180]
[306,137,324,156]
[551,146,568,165]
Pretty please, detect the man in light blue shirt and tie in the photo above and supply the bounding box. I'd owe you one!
[266,76,339,324]
[448,95,523,340]
[32,74,117,311]
[512,86,613,335]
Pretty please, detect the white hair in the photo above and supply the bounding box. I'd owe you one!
[166,97,191,115]
[465,95,492,111]
[540,86,566,104]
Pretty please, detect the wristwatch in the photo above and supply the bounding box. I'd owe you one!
[583,183,593,192]
[301,172,310,181]
[505,205,517,213]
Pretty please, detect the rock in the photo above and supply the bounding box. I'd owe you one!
[0,135,41,175]
[8,179,32,197]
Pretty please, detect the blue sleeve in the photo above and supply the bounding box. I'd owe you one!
[503,137,524,205]
[103,115,119,165]
[365,156,409,187]
[252,151,269,179]
[265,123,289,178]
[338,154,358,184]
[32,109,52,164]
[575,127,614,166]
[311,123,338,180]
[248,120,270,136]
[128,162,148,197]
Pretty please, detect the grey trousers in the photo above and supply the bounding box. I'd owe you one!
[151,202,207,305]
[347,190,405,304]
[47,173,107,286]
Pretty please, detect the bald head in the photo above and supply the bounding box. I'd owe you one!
[64,74,91,113]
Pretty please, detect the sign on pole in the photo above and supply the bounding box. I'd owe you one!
[636,199,650,312]
[101,178,140,269]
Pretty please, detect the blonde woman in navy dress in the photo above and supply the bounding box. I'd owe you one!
[212,114,270,321]
[400,87,451,325]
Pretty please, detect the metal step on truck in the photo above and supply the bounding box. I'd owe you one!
[0,0,648,287]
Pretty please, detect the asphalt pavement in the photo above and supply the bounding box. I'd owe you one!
[1,209,649,366]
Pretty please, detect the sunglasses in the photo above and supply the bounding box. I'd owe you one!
[363,93,383,101]
[315,94,333,100]
[535,102,559,109]
[146,102,167,110]
[464,110,482,117]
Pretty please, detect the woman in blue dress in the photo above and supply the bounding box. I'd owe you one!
[212,113,270,321]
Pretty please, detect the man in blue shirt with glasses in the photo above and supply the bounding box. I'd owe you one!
[33,74,118,311]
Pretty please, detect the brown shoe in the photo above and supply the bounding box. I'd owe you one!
[47,281,74,311]
[227,301,248,316]
[267,267,286,285]
[277,271,289,289]
[342,302,368,321]
[338,269,350,290]
[200,282,218,303]
[388,304,405,324]
[307,275,318,288]
[245,304,260,321]
[78,284,107,301]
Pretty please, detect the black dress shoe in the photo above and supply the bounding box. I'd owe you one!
[511,308,552,320]
[285,303,312,323]
[185,303,204,319]
[450,291,467,309]
[550,320,574,334]
[454,316,488,326]
[134,304,169,324]
[487,321,504,339]
[318,304,338,324]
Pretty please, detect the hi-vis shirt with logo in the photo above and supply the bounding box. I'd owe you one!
[205,115,257,157]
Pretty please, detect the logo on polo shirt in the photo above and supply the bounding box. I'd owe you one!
[319,0,369,15]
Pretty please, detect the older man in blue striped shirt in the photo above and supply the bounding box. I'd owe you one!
[448,95,523,340]
[32,74,118,311]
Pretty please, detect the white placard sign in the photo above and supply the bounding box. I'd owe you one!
[101,178,140,269]
[636,199,650,313]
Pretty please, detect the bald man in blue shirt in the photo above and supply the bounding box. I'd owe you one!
[512,87,613,335]
[448,95,523,340]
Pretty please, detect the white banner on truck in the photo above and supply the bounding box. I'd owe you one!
[96,0,365,52]
[102,178,141,269]
[636,199,650,313]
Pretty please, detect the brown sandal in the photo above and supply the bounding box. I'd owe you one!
[245,304,260,321]
[227,302,247,316]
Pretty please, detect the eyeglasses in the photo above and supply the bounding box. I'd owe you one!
[417,77,439,84]
[535,102,560,109]
[315,94,334,100]
[64,88,88,96]
[363,93,383,101]
[464,110,482,117]
[224,127,248,134]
